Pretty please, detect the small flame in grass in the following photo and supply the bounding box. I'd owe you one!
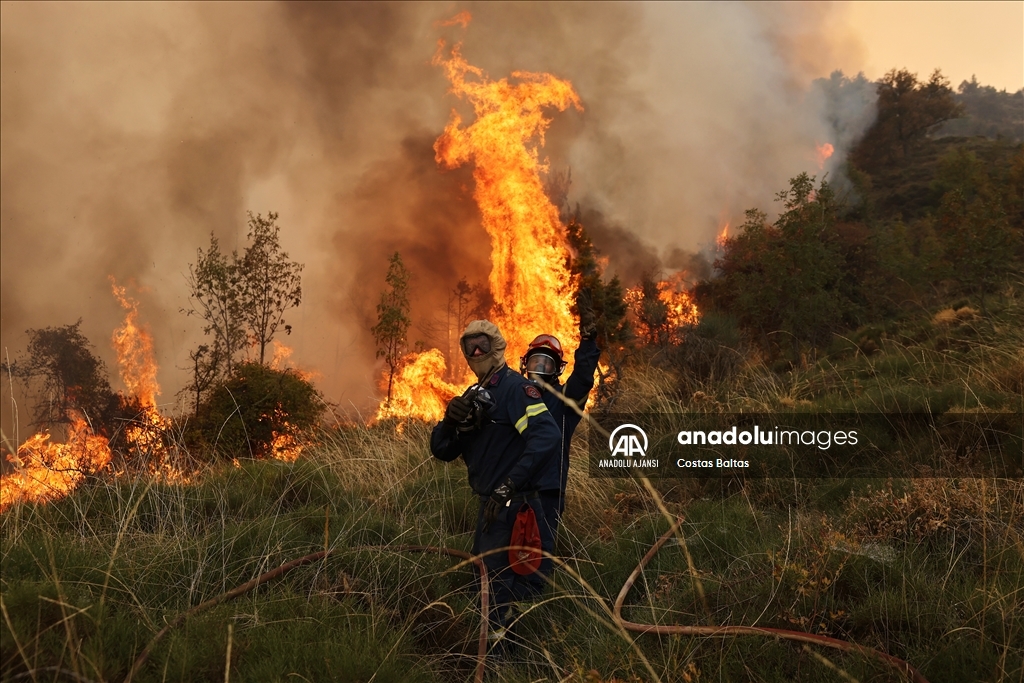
[816,142,834,169]
[0,412,112,511]
[270,430,303,462]
[270,409,304,463]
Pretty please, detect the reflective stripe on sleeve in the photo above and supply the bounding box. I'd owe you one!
[514,402,549,433]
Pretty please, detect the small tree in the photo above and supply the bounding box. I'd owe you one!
[5,320,115,430]
[239,212,303,365]
[564,213,630,407]
[565,215,630,347]
[450,278,474,333]
[372,252,412,404]
[184,212,304,376]
[447,278,474,380]
[851,68,962,171]
[184,235,247,375]
[935,150,1021,310]
[633,274,671,347]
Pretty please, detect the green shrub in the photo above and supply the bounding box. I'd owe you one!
[667,312,745,394]
[188,362,324,458]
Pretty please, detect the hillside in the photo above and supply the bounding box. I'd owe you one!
[2,291,1021,682]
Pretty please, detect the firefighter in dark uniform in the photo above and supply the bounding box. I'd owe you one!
[520,290,601,578]
[430,319,560,646]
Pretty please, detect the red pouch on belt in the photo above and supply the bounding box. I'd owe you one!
[509,502,543,575]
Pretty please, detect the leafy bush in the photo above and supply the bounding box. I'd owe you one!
[189,362,324,458]
[712,174,847,358]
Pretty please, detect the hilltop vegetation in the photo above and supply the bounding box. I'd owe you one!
[697,68,1023,369]
[938,77,1024,142]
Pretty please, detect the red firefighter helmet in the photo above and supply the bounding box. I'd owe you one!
[520,334,567,383]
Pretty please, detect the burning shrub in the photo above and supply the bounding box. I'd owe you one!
[0,411,113,511]
[189,362,324,460]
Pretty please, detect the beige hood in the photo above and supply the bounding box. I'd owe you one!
[461,319,507,381]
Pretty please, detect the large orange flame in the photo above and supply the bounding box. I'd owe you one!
[433,40,582,365]
[110,279,172,458]
[373,35,585,423]
[0,412,112,511]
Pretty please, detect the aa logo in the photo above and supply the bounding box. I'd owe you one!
[608,424,648,458]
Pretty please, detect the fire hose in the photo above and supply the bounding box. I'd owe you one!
[614,521,930,683]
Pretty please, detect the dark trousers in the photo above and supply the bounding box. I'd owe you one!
[472,495,554,630]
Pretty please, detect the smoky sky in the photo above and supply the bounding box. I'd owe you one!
[1,2,871,434]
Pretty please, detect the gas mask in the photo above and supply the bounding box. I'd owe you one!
[523,350,560,386]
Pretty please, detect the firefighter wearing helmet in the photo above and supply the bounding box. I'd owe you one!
[520,289,602,568]
[430,319,560,654]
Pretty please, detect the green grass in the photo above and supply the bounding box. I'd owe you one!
[3,291,1024,682]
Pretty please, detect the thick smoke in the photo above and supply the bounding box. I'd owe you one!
[1,2,870,435]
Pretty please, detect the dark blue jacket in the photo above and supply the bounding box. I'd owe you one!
[534,337,602,494]
[430,364,560,496]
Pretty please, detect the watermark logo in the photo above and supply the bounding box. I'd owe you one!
[608,424,648,458]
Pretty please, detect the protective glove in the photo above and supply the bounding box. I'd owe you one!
[577,286,597,340]
[483,478,515,531]
[443,395,473,426]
